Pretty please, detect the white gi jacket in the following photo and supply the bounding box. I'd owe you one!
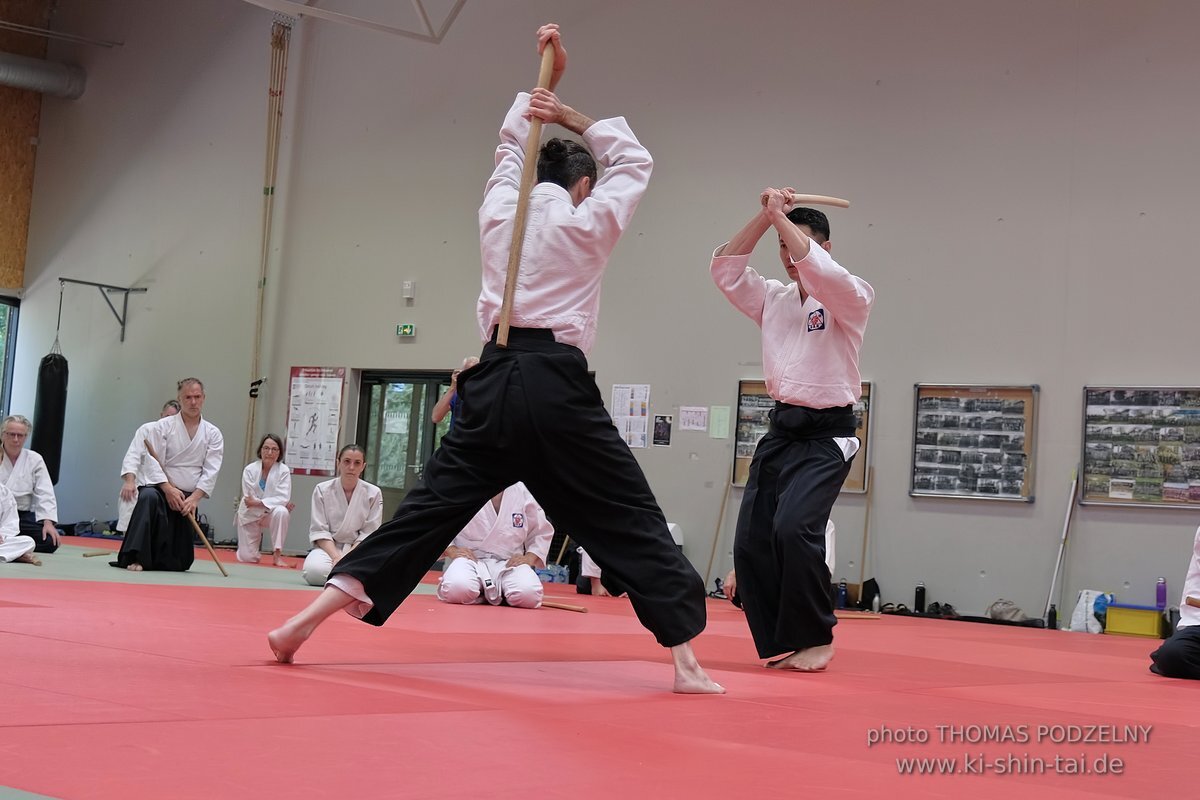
[236,460,292,523]
[0,449,58,521]
[0,484,31,562]
[140,414,224,496]
[120,420,160,486]
[309,478,383,548]
[1179,526,1200,629]
[448,482,553,564]
[477,92,653,356]
[711,243,873,410]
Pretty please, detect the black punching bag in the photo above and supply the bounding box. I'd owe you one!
[31,351,69,485]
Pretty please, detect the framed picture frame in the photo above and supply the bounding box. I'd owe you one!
[1080,386,1200,509]
[842,382,872,493]
[910,383,1038,503]
[731,380,873,492]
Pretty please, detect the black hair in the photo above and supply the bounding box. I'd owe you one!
[536,137,597,192]
[786,207,831,243]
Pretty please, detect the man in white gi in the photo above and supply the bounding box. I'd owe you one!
[116,399,181,533]
[301,444,383,586]
[0,415,61,553]
[439,482,552,608]
[1150,525,1200,680]
[112,378,223,572]
[0,483,40,565]
[712,194,873,671]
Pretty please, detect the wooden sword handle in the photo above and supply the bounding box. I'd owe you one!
[1186,596,1200,608]
[761,192,851,209]
[496,41,557,348]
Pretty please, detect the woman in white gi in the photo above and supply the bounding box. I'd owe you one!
[0,483,40,565]
[117,400,181,533]
[439,482,553,608]
[236,434,294,566]
[0,415,60,554]
[301,444,383,586]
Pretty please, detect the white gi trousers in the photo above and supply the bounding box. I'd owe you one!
[438,557,544,608]
[303,542,353,587]
[236,506,291,563]
[0,533,34,562]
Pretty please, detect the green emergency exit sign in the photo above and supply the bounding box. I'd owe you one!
[396,324,416,337]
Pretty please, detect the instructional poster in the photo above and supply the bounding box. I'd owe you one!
[286,366,345,476]
[611,383,650,448]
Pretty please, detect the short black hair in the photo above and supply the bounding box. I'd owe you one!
[537,138,597,192]
[786,207,830,243]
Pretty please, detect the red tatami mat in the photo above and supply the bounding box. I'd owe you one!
[2,576,1196,799]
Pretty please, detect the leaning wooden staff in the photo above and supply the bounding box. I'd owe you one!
[142,438,229,577]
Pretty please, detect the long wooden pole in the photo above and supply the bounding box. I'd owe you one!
[857,466,874,588]
[144,439,229,578]
[496,42,557,347]
[703,483,732,587]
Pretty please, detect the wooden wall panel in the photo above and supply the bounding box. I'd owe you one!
[0,0,54,291]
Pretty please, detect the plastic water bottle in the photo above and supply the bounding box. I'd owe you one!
[837,579,848,609]
[1156,577,1167,610]
[914,582,926,613]
[1046,604,1057,630]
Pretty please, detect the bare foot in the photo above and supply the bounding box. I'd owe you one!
[125,563,144,572]
[767,643,834,671]
[670,642,726,695]
[15,553,42,566]
[273,556,293,569]
[267,620,312,664]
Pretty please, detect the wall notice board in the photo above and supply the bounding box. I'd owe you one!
[1081,386,1200,508]
[910,383,1038,502]
[732,380,872,492]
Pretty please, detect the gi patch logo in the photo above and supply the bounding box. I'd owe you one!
[807,308,826,332]
[511,513,525,528]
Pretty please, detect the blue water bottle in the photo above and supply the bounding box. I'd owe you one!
[1156,577,1167,610]
[837,579,848,609]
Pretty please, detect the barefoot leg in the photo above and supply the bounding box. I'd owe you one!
[267,584,356,664]
[273,550,292,568]
[15,553,42,567]
[767,643,834,672]
[670,641,726,694]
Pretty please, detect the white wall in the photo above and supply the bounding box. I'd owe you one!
[16,0,1200,617]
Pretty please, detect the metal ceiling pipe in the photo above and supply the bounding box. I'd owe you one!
[0,50,85,98]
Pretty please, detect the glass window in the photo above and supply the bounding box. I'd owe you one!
[0,298,18,416]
